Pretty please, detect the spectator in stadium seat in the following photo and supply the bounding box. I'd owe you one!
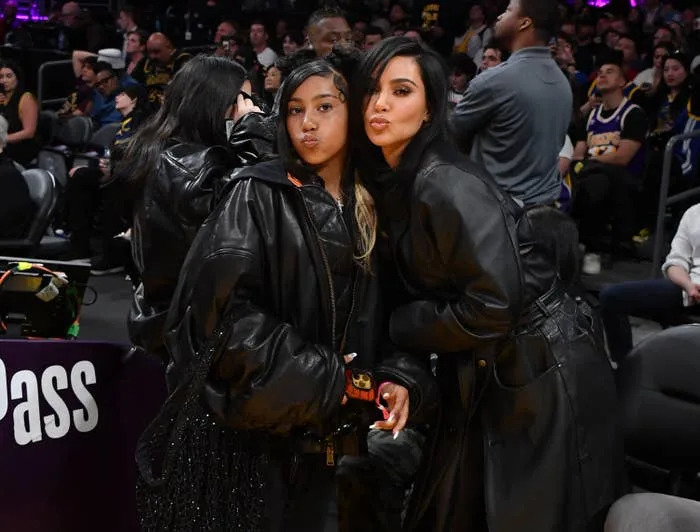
[125,29,148,76]
[90,62,124,126]
[447,53,476,111]
[363,25,383,51]
[59,54,98,118]
[0,60,38,167]
[599,203,700,363]
[0,115,34,238]
[571,50,648,273]
[634,42,672,94]
[638,52,692,232]
[116,5,139,60]
[64,84,150,269]
[249,20,278,69]
[479,38,508,71]
[281,30,304,56]
[306,7,354,57]
[452,3,492,64]
[453,0,571,207]
[130,33,191,108]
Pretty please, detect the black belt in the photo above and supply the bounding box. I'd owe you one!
[298,429,364,466]
[516,281,566,330]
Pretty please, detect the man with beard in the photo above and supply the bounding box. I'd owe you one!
[453,0,571,207]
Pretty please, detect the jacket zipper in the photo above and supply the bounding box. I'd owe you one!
[297,188,337,350]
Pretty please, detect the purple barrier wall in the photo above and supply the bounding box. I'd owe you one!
[0,340,167,532]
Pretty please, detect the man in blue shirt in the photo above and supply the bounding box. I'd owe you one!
[90,62,123,126]
[452,0,571,207]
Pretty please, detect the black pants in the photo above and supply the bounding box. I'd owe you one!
[66,167,126,258]
[573,162,638,252]
[264,454,339,532]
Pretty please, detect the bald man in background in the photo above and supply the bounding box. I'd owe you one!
[130,33,191,107]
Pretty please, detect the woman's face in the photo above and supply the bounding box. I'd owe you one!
[282,35,299,56]
[364,56,428,165]
[0,67,18,92]
[115,92,135,114]
[663,58,687,88]
[126,33,144,55]
[286,74,348,169]
[264,66,282,92]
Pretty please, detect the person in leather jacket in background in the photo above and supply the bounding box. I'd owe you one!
[135,54,437,530]
[116,55,273,361]
[352,37,620,532]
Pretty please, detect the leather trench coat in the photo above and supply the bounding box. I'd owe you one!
[128,112,274,358]
[367,145,620,532]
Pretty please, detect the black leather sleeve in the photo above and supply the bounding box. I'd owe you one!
[375,350,439,424]
[389,165,523,353]
[165,179,346,434]
[227,112,276,168]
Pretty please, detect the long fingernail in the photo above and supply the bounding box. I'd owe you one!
[388,414,395,423]
[393,431,400,440]
[346,353,357,361]
[369,423,378,430]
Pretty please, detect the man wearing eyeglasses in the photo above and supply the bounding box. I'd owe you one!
[90,62,123,125]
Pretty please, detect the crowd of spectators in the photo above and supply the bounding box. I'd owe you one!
[0,0,697,344]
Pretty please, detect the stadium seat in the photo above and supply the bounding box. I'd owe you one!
[618,324,700,498]
[0,169,62,255]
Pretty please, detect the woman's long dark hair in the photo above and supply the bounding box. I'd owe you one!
[0,60,27,109]
[118,55,246,193]
[350,37,450,181]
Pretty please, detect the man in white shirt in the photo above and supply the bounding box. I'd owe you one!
[249,21,277,68]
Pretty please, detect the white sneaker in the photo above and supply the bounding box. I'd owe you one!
[582,253,601,275]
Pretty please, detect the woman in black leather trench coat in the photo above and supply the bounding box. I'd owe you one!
[116,55,274,360]
[352,37,621,532]
[135,55,437,531]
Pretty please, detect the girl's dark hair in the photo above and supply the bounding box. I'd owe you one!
[351,36,449,180]
[118,55,246,193]
[277,46,360,182]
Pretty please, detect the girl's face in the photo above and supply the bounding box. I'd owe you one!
[0,67,18,92]
[286,74,348,169]
[663,58,687,89]
[264,66,282,92]
[364,56,428,166]
[450,71,468,93]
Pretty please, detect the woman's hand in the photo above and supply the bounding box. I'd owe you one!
[371,382,410,438]
[233,92,262,123]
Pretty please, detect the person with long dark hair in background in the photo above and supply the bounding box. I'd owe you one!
[117,55,273,362]
[351,36,620,532]
[0,60,38,166]
[135,51,436,531]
